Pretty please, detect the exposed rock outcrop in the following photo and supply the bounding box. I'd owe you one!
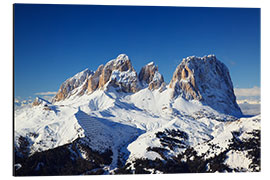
[52,55,142,102]
[169,55,242,116]
[98,54,140,93]
[51,54,241,117]
[52,69,93,102]
[139,62,165,91]
[87,65,104,93]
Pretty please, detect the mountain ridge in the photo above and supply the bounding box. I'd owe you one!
[51,54,241,117]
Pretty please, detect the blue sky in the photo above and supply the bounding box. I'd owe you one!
[14,4,260,99]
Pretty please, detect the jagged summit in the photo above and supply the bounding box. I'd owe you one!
[138,61,165,90]
[51,54,241,117]
[111,54,130,65]
[98,54,140,93]
[101,54,134,73]
[52,68,93,102]
[52,54,141,102]
[72,68,91,81]
[169,55,242,116]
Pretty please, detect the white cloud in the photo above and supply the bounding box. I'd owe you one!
[35,91,57,96]
[234,86,260,97]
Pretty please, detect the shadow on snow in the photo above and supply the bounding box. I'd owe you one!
[74,108,145,170]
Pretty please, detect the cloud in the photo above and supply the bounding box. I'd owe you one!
[234,86,260,97]
[35,91,57,96]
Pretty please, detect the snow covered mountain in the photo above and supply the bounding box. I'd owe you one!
[52,68,93,102]
[14,54,260,175]
[138,61,165,90]
[169,55,242,117]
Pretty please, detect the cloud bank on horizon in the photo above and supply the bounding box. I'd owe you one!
[234,86,260,98]
[34,91,57,96]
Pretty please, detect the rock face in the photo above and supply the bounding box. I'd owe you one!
[52,69,93,102]
[51,54,241,117]
[169,55,242,116]
[139,62,165,90]
[87,65,104,93]
[52,55,141,102]
[98,54,140,93]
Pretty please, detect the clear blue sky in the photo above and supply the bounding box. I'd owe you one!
[14,4,260,99]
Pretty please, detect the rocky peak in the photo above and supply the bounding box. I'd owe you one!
[112,54,132,70]
[52,55,142,102]
[98,54,140,93]
[139,62,165,90]
[169,55,242,116]
[52,68,93,102]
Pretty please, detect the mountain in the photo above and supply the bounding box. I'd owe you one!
[169,55,242,117]
[52,54,241,117]
[100,54,141,93]
[52,68,93,102]
[138,62,165,90]
[14,54,259,175]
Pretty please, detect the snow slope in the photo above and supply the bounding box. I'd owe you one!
[15,85,257,172]
[194,115,260,171]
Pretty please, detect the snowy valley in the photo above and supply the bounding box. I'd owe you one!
[14,54,260,175]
